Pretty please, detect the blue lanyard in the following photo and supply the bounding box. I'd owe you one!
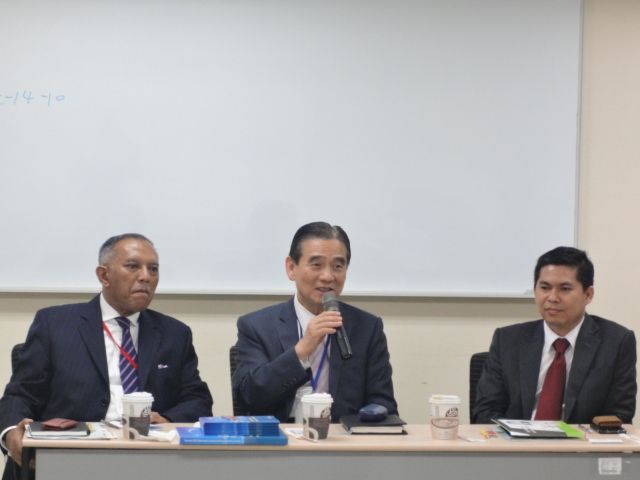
[297,321,330,392]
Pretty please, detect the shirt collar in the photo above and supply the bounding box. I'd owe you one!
[293,293,316,336]
[99,293,140,326]
[543,314,585,350]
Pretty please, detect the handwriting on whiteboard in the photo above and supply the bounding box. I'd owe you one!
[0,91,66,107]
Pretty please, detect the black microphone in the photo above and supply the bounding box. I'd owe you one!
[322,292,352,360]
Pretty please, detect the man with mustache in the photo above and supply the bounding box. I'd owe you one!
[0,233,213,479]
[473,246,636,424]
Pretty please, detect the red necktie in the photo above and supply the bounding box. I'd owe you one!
[535,338,570,420]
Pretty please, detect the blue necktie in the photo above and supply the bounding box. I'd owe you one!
[115,317,139,394]
[310,339,329,393]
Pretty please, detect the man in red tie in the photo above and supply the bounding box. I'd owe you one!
[473,246,636,424]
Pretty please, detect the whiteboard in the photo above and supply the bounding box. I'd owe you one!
[0,0,582,296]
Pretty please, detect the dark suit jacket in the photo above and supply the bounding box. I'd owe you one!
[232,298,397,422]
[0,295,213,430]
[472,314,637,424]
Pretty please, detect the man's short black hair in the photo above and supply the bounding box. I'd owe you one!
[289,222,351,265]
[534,246,594,290]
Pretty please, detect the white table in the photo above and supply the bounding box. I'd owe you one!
[23,424,640,480]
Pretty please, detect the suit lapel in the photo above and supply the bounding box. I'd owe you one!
[519,321,544,417]
[277,298,301,351]
[78,296,109,387]
[277,299,304,415]
[137,310,161,389]
[563,314,601,421]
[329,301,352,396]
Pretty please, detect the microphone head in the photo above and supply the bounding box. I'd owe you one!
[322,292,340,312]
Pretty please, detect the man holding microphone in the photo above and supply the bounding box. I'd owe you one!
[232,221,398,422]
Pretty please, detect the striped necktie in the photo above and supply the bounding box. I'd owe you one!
[115,316,139,394]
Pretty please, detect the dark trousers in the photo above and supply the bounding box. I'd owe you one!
[2,452,35,480]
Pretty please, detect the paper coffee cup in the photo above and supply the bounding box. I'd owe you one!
[301,393,333,440]
[122,391,154,439]
[293,385,313,424]
[428,394,461,440]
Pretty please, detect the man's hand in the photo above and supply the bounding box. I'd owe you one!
[294,311,342,360]
[6,418,33,466]
[150,412,169,424]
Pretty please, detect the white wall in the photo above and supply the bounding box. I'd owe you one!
[1,0,639,425]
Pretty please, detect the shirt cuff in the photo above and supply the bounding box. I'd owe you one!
[1,425,17,456]
[299,357,311,370]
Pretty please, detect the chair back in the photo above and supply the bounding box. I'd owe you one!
[11,343,24,373]
[469,351,489,423]
[229,345,246,416]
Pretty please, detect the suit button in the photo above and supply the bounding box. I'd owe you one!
[101,399,108,406]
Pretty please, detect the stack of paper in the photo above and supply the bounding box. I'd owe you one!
[177,416,287,445]
[200,416,280,436]
[494,419,584,439]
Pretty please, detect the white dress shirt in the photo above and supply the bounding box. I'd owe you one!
[100,294,140,422]
[531,316,584,419]
[289,294,330,419]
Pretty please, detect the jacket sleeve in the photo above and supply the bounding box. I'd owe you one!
[0,311,53,431]
[362,316,398,415]
[151,326,213,422]
[602,329,637,423]
[232,314,310,416]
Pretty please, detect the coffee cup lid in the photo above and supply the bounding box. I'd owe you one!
[123,391,154,402]
[429,394,461,405]
[301,392,333,404]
